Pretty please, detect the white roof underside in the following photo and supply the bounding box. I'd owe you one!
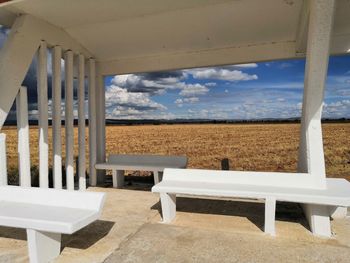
[1,0,350,74]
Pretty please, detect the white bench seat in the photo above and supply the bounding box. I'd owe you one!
[96,154,188,188]
[152,168,350,238]
[0,186,105,263]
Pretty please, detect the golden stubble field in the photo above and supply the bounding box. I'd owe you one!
[1,123,350,181]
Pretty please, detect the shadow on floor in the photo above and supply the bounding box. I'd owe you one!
[151,197,310,233]
[62,220,115,250]
[0,220,115,251]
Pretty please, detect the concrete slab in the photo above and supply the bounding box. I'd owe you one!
[0,187,349,263]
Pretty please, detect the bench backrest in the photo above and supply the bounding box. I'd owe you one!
[163,168,327,189]
[108,154,188,167]
[0,186,105,212]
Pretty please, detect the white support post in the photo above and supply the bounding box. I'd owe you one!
[37,41,49,188]
[52,46,62,189]
[78,54,86,190]
[27,229,61,263]
[88,58,97,186]
[96,71,106,184]
[0,134,7,186]
[264,197,276,236]
[153,170,161,185]
[160,193,177,223]
[65,50,74,191]
[16,86,31,187]
[298,0,336,237]
[112,170,124,188]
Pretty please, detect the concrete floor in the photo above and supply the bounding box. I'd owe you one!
[0,185,349,263]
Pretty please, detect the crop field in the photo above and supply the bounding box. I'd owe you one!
[1,123,349,183]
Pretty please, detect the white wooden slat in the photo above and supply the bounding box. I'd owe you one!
[16,86,31,187]
[0,134,7,186]
[65,50,74,190]
[37,41,49,188]
[52,46,62,189]
[88,59,97,186]
[78,54,86,190]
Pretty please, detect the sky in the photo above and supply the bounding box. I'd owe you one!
[1,24,350,121]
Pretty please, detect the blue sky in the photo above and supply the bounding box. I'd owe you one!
[1,24,349,121]
[104,56,350,120]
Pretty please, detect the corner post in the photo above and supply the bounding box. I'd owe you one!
[96,67,106,185]
[298,0,336,237]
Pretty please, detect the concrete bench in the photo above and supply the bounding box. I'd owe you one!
[0,186,105,263]
[152,168,350,237]
[95,154,188,188]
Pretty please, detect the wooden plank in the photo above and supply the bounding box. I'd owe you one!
[37,41,49,188]
[16,86,31,187]
[78,54,86,190]
[52,45,62,189]
[65,50,74,190]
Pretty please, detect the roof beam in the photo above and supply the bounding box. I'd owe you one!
[295,0,310,55]
[98,41,296,75]
[0,9,16,27]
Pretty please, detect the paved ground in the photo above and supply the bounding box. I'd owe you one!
[0,185,349,263]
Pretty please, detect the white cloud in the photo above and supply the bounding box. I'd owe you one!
[234,63,258,68]
[188,68,258,82]
[179,84,209,97]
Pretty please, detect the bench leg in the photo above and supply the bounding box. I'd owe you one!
[112,169,124,188]
[329,206,348,219]
[302,204,331,237]
[26,229,61,263]
[264,197,276,236]
[153,171,161,184]
[160,193,176,223]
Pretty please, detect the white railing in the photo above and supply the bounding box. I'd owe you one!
[2,41,96,191]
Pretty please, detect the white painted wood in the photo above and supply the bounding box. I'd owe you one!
[153,168,350,237]
[78,54,86,190]
[0,134,7,186]
[329,206,348,219]
[98,41,296,76]
[160,193,176,223]
[0,185,105,262]
[65,50,74,191]
[88,58,97,186]
[295,0,310,55]
[302,204,331,237]
[52,45,62,189]
[95,154,187,188]
[111,170,124,188]
[298,0,336,236]
[0,15,41,129]
[16,86,31,187]
[96,72,106,184]
[37,41,49,188]
[264,197,276,236]
[27,229,61,263]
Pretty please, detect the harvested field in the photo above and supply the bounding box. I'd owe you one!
[1,123,349,182]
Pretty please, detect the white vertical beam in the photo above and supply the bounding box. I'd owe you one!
[96,70,106,184]
[16,86,31,187]
[298,0,335,182]
[52,46,62,189]
[78,54,86,190]
[65,50,74,190]
[0,134,7,186]
[0,16,41,129]
[298,0,336,238]
[37,41,49,188]
[88,59,97,186]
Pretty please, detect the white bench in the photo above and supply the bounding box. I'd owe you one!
[95,154,188,188]
[0,186,105,263]
[152,168,350,237]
